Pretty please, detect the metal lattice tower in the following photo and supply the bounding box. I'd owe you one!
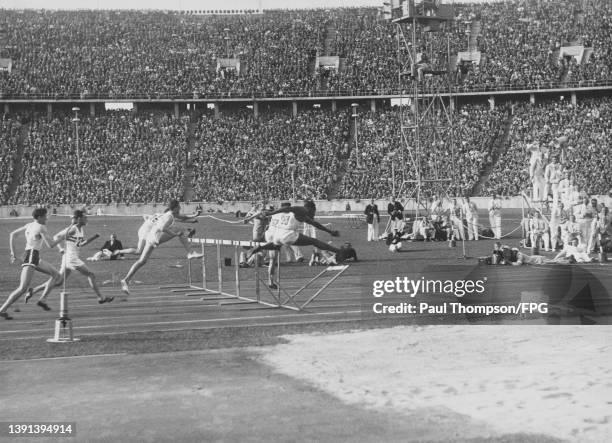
[390,1,458,214]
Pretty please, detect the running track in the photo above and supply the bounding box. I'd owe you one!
[2,263,612,341]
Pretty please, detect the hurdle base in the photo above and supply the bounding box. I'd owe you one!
[47,338,81,343]
[219,300,260,306]
[47,317,80,343]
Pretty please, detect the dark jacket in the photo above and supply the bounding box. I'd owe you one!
[364,203,380,224]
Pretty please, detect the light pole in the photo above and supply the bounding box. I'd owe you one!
[288,163,296,202]
[71,107,80,168]
[351,103,359,168]
[386,150,396,197]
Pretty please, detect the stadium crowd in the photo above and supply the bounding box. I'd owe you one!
[189,108,346,202]
[484,97,612,197]
[0,116,21,204]
[2,93,611,206]
[0,1,611,98]
[337,103,505,199]
[9,111,186,205]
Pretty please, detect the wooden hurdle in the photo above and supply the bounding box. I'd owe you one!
[181,238,349,311]
[175,239,260,301]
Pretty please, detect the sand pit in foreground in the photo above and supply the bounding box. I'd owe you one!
[261,325,612,442]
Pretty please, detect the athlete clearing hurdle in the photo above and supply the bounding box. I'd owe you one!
[247,200,351,288]
[120,199,203,296]
[117,207,201,257]
[28,209,114,307]
[0,208,62,320]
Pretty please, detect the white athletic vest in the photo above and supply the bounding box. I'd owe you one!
[24,222,47,251]
[270,212,300,231]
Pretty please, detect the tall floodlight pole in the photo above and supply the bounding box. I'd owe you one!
[71,107,80,168]
[288,163,296,202]
[386,150,397,197]
[351,103,359,168]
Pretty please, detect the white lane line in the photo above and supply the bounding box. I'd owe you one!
[0,309,363,338]
[3,353,129,362]
[0,314,366,341]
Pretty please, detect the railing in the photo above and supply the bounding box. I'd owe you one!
[1,79,612,101]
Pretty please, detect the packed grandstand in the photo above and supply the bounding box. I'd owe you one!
[0,0,610,205]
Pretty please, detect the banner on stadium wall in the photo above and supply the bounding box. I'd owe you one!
[0,58,11,73]
[216,58,240,74]
[316,56,340,70]
[558,46,585,65]
[457,51,481,65]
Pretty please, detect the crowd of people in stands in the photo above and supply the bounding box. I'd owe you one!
[484,97,612,197]
[1,93,610,205]
[337,103,505,199]
[0,117,21,204]
[0,1,611,98]
[189,108,346,202]
[9,111,186,205]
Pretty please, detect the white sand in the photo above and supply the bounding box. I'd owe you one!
[261,326,612,441]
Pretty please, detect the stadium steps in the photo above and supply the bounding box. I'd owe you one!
[323,115,353,200]
[4,119,28,204]
[324,22,337,56]
[468,20,481,52]
[471,110,513,197]
[318,21,338,92]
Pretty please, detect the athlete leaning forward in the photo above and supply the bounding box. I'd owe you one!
[120,199,203,296]
[246,200,353,289]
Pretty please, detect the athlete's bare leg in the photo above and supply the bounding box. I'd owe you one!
[1,266,36,315]
[28,261,63,302]
[293,234,341,254]
[122,243,155,289]
[249,242,277,256]
[75,265,112,303]
[118,238,147,256]
[268,249,280,288]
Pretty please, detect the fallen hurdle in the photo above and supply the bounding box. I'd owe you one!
[178,238,349,311]
[272,264,350,311]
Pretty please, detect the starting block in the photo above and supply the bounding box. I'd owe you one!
[180,238,349,311]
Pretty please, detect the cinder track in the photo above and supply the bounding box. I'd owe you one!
[0,276,366,340]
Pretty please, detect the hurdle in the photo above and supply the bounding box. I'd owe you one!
[158,240,207,292]
[183,238,350,311]
[183,238,275,306]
